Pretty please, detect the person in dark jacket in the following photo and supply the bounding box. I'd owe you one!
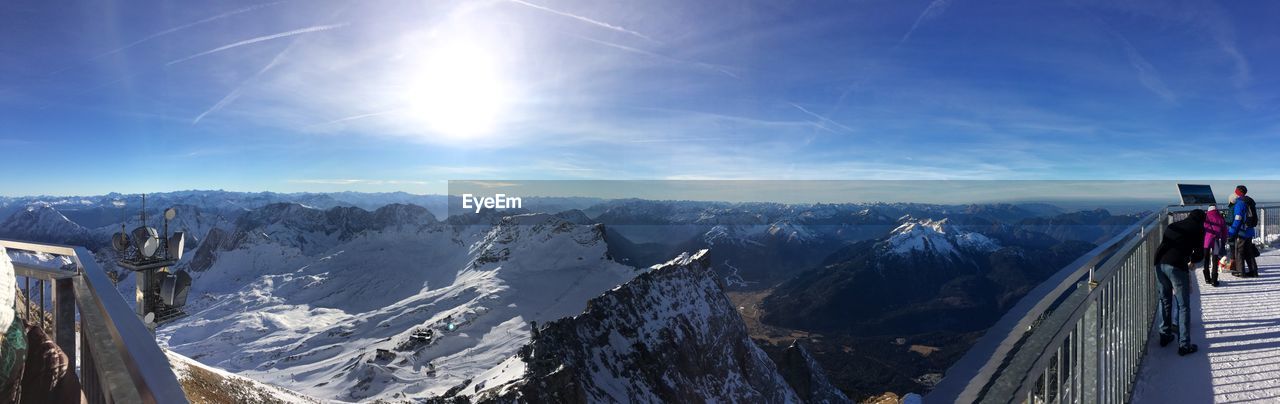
[1154,209,1205,356]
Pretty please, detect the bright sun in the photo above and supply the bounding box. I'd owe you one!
[405,42,507,139]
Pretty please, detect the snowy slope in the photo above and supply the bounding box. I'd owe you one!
[158,210,637,401]
[469,250,838,403]
[0,203,92,244]
[881,217,999,259]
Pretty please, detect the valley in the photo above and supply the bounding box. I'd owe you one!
[0,191,1142,402]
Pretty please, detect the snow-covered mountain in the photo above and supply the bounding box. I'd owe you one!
[881,217,1000,259]
[0,191,449,232]
[158,209,638,401]
[0,203,93,245]
[763,215,1096,337]
[0,191,1141,402]
[465,250,848,404]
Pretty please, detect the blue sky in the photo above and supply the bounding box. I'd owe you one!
[2,0,1279,197]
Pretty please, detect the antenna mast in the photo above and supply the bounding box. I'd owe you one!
[111,192,192,332]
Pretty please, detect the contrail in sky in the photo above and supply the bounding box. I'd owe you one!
[506,0,656,43]
[167,23,348,66]
[193,39,299,124]
[105,2,286,59]
[578,36,738,79]
[312,108,407,128]
[48,1,285,76]
[900,0,952,45]
[791,103,855,133]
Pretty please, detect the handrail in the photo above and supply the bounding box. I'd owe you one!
[927,216,1153,402]
[930,202,1280,404]
[2,239,189,404]
[1001,218,1161,401]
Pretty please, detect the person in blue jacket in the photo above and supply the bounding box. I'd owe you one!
[1228,185,1260,277]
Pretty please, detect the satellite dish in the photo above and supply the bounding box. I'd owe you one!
[160,270,192,307]
[167,232,185,260]
[141,238,160,258]
[159,273,174,304]
[164,207,177,221]
[131,226,160,258]
[112,232,130,252]
[143,312,155,324]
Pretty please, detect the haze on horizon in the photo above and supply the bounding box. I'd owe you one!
[7,180,1279,211]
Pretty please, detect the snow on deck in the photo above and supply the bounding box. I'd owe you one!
[1132,248,1280,403]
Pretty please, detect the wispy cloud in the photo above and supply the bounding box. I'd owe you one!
[49,1,286,76]
[622,137,728,143]
[451,180,523,188]
[182,148,236,158]
[576,36,737,79]
[1114,35,1176,102]
[105,2,285,60]
[290,179,429,185]
[193,41,297,124]
[900,0,953,45]
[790,103,854,132]
[193,88,245,124]
[167,23,348,66]
[1082,1,1251,92]
[309,108,407,129]
[506,0,656,43]
[0,138,37,146]
[1171,0,1251,88]
[421,166,515,177]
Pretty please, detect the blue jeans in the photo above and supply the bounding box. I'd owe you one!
[1156,263,1191,347]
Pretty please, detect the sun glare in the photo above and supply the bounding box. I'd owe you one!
[405,42,507,139]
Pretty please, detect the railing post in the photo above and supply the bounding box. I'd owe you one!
[1261,208,1267,245]
[52,277,76,367]
[1082,298,1100,402]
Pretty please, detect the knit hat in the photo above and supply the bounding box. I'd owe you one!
[1208,205,1217,211]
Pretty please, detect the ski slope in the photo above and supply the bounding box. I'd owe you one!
[1132,248,1280,403]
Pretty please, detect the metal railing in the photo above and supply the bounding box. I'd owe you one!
[2,239,188,404]
[929,202,1280,404]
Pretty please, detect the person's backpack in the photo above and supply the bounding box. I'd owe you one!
[1243,195,1258,228]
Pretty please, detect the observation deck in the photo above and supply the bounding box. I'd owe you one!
[930,203,1280,404]
[1,239,188,404]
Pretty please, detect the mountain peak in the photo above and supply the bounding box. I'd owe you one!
[649,248,710,270]
[0,203,89,244]
[468,213,608,272]
[472,249,805,403]
[882,217,998,257]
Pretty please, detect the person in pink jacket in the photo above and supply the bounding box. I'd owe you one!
[1203,205,1229,286]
